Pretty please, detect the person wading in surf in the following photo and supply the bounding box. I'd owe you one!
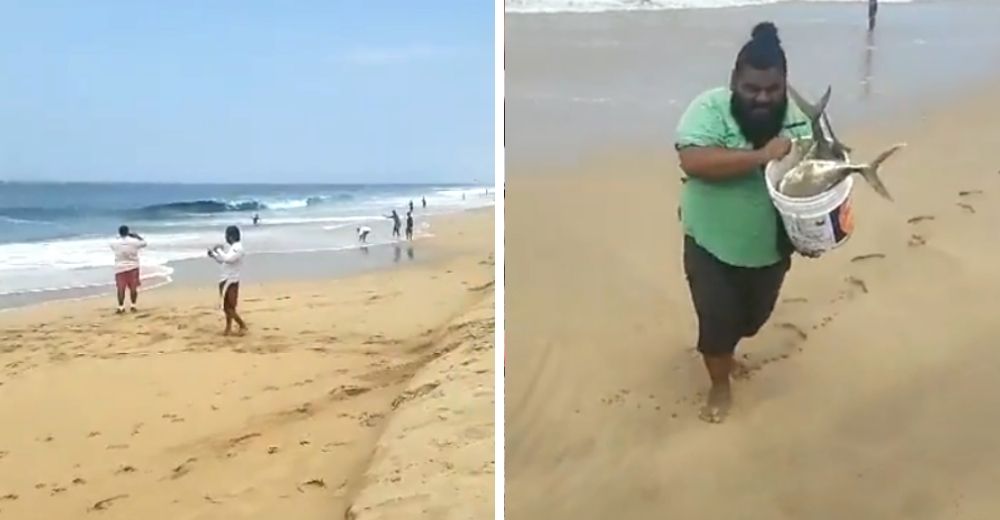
[207,225,247,336]
[674,21,814,423]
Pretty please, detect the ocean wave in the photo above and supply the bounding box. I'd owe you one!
[135,199,267,216]
[505,0,911,13]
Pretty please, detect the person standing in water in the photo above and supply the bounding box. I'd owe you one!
[674,22,813,423]
[252,213,260,226]
[868,0,878,32]
[405,211,414,240]
[409,200,414,213]
[422,196,427,209]
[110,225,147,314]
[207,225,247,336]
[386,210,401,238]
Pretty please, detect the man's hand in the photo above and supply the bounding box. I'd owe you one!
[760,136,792,163]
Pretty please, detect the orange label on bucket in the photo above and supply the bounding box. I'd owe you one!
[838,197,855,235]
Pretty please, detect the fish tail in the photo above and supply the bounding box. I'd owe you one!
[860,143,907,201]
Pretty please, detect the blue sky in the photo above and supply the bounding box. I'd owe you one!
[0,1,494,184]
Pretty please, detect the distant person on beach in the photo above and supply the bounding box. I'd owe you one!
[386,210,401,238]
[422,196,427,209]
[110,225,147,314]
[868,0,878,31]
[357,225,372,243]
[252,213,260,226]
[207,225,246,336]
[674,21,812,423]
[409,200,415,213]
[405,211,414,240]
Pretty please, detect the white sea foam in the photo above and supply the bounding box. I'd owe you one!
[506,0,911,14]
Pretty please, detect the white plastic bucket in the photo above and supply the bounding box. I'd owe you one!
[764,139,856,255]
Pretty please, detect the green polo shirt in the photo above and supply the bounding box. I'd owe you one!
[675,87,813,268]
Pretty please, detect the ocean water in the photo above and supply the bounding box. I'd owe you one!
[0,182,493,298]
[506,0,911,13]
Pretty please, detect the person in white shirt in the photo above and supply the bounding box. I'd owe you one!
[207,225,247,336]
[110,225,147,314]
[357,226,372,243]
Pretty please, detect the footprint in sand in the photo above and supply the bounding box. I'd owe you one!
[72,478,86,485]
[116,465,136,475]
[170,457,197,479]
[958,190,984,197]
[89,494,128,512]
[909,234,927,247]
[297,479,326,492]
[845,276,869,295]
[1,493,18,501]
[907,215,935,225]
[850,253,886,263]
[957,202,976,214]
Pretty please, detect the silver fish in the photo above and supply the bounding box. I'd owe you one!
[788,85,852,162]
[777,142,906,200]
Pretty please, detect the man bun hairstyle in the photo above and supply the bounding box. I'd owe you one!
[735,21,787,74]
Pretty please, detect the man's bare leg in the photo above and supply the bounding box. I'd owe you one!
[129,287,139,312]
[116,287,126,313]
[700,354,733,423]
[223,309,234,336]
[232,311,247,336]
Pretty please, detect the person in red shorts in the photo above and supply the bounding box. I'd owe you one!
[109,225,147,314]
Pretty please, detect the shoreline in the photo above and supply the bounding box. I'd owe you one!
[0,207,493,313]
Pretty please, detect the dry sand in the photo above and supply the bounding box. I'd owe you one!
[0,210,494,520]
[505,83,1000,519]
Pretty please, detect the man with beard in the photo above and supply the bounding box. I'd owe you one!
[674,21,813,423]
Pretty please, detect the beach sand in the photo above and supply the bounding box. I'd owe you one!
[505,6,1000,519]
[0,210,494,519]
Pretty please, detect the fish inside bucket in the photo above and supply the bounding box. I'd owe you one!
[765,138,855,255]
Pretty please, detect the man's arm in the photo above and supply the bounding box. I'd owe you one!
[677,146,770,181]
[214,246,243,264]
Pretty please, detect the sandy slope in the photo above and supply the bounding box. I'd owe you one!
[505,85,1000,519]
[0,211,494,520]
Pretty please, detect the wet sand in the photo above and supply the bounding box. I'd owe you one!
[0,211,494,519]
[506,4,1000,519]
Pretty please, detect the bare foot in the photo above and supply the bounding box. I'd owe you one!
[223,329,232,337]
[699,385,731,424]
[235,327,248,337]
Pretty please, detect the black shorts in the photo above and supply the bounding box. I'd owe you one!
[683,235,790,356]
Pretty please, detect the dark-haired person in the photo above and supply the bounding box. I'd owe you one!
[110,225,147,314]
[405,211,414,240]
[207,225,247,336]
[674,22,813,423]
[868,0,878,32]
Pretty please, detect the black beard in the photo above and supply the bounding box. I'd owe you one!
[730,95,787,149]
